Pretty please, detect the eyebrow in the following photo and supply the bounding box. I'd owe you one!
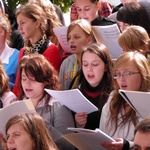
[76,5,91,9]
[134,144,150,150]
[82,60,100,62]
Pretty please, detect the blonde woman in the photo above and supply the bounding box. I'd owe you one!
[59,19,94,90]
[100,51,150,150]
[118,25,150,54]
[28,0,62,45]
[13,3,62,96]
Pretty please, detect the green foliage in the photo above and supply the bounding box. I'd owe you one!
[5,0,26,11]
[5,0,72,13]
[53,0,72,13]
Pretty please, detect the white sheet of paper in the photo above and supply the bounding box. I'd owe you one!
[53,26,71,53]
[63,127,115,150]
[119,90,150,118]
[45,88,98,114]
[0,100,35,139]
[92,24,122,59]
[107,12,117,22]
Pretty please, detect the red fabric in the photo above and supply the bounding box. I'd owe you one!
[84,90,102,99]
[12,44,62,97]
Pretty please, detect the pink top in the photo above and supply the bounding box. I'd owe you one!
[2,91,17,107]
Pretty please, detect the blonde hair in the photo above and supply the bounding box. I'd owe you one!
[108,51,150,137]
[118,25,150,54]
[28,0,62,45]
[16,3,47,36]
[0,59,10,94]
[67,19,94,41]
[0,14,12,45]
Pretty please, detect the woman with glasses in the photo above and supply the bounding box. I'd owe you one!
[99,51,150,150]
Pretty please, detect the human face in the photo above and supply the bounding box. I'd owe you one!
[21,69,45,101]
[133,131,150,150]
[75,0,100,23]
[0,25,7,51]
[114,61,142,91]
[118,21,131,32]
[82,51,105,87]
[17,13,41,43]
[7,123,34,150]
[68,25,91,55]
[120,0,137,5]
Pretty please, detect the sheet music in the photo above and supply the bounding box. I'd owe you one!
[45,88,98,114]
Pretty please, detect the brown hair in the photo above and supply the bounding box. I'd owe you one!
[0,14,12,45]
[18,54,61,104]
[15,3,48,36]
[80,43,113,110]
[6,113,58,150]
[28,0,62,45]
[134,117,150,135]
[0,60,10,95]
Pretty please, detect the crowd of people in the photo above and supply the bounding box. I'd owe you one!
[0,0,150,150]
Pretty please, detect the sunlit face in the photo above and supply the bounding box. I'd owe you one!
[0,25,7,50]
[7,123,34,150]
[82,51,105,87]
[75,0,100,23]
[134,131,150,150]
[21,69,45,101]
[117,21,131,32]
[68,25,91,55]
[115,61,142,91]
[120,0,137,5]
[17,13,40,41]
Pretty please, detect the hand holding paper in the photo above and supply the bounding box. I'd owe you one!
[63,127,115,150]
[0,100,35,140]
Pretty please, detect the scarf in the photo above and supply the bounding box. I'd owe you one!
[24,34,48,55]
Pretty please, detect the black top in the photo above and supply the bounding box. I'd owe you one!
[79,78,103,130]
[112,3,123,13]
[10,30,24,50]
[91,15,116,26]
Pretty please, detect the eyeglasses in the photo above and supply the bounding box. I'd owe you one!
[113,71,140,79]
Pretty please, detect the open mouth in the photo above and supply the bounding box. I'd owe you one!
[70,45,76,49]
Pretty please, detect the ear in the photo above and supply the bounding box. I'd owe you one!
[5,32,9,39]
[35,19,41,29]
[96,1,101,10]
[143,44,149,52]
[87,36,94,44]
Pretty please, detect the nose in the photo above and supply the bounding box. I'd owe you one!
[18,24,21,31]
[68,37,73,43]
[119,74,126,81]
[25,78,31,85]
[79,10,86,19]
[7,136,14,144]
[87,65,92,71]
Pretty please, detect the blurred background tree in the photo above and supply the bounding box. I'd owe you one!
[5,0,26,11]
[5,0,72,13]
[52,0,72,13]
